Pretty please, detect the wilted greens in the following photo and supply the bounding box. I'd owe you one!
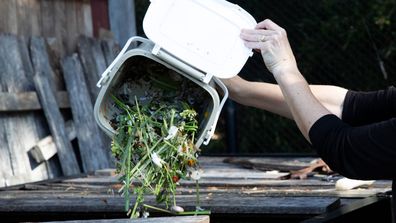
[109,57,210,218]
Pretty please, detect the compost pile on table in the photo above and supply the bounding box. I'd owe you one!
[109,57,210,218]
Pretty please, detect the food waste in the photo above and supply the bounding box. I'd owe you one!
[109,58,210,218]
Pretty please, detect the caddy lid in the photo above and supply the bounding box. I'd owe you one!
[143,0,257,79]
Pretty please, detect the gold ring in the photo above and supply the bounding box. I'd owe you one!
[259,35,266,42]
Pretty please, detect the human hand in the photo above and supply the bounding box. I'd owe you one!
[240,19,298,76]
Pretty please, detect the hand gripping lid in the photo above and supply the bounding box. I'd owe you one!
[143,0,257,79]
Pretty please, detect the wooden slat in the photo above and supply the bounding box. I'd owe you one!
[39,0,55,37]
[0,157,392,220]
[0,34,40,178]
[61,54,111,172]
[0,184,387,199]
[77,35,106,103]
[81,0,93,37]
[2,0,95,58]
[92,38,108,80]
[0,194,340,215]
[64,0,79,55]
[16,0,41,36]
[33,71,80,176]
[108,0,137,46]
[0,1,18,34]
[0,91,70,111]
[46,216,210,223]
[29,121,76,163]
[53,0,66,56]
[101,39,120,66]
[30,37,59,91]
[77,35,113,160]
[0,34,11,182]
[27,35,71,181]
[3,162,50,187]
[0,118,11,183]
[63,175,335,188]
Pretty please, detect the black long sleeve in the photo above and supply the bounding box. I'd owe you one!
[342,86,396,126]
[309,114,396,179]
[309,86,396,180]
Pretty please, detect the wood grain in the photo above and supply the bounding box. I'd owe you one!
[61,54,111,172]
[77,35,107,103]
[101,39,120,66]
[0,34,40,178]
[29,120,76,163]
[33,71,80,176]
[0,91,70,111]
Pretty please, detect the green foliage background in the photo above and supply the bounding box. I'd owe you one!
[134,0,396,154]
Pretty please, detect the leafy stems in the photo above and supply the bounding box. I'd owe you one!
[110,94,203,218]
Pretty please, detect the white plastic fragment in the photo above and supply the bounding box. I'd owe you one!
[151,152,163,168]
[335,177,375,191]
[164,126,178,140]
[190,169,203,181]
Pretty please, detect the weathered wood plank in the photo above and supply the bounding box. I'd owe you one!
[33,71,80,176]
[101,39,120,66]
[0,195,340,215]
[0,119,11,184]
[108,0,137,46]
[45,216,210,223]
[53,0,66,56]
[81,0,93,37]
[16,0,41,36]
[76,35,113,156]
[64,0,79,55]
[61,54,111,172]
[0,0,18,34]
[77,35,107,103]
[30,37,59,91]
[0,35,11,183]
[39,0,55,37]
[0,34,40,178]
[0,91,70,111]
[44,37,67,91]
[62,175,336,188]
[0,184,389,199]
[3,162,50,187]
[29,121,76,163]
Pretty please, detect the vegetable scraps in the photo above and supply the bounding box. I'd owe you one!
[109,57,210,218]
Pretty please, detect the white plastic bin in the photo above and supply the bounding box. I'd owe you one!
[94,0,256,147]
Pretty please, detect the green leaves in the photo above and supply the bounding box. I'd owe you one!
[111,95,200,218]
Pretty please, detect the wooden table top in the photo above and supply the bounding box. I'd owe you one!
[0,156,391,222]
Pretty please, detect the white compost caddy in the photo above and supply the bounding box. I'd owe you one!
[94,0,257,147]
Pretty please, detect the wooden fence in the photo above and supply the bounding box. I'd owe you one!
[0,0,93,57]
[0,0,139,187]
[0,32,120,187]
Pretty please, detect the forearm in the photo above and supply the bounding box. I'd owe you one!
[274,69,331,140]
[223,76,291,118]
[224,76,347,120]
